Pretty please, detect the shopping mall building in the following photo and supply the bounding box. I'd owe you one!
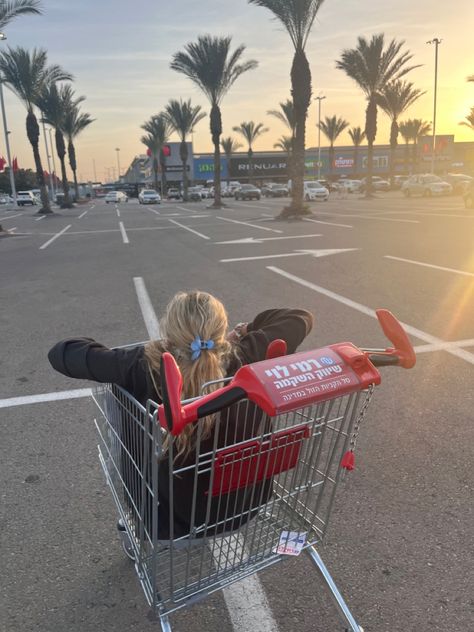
[123,136,474,188]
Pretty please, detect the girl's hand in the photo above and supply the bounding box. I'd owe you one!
[227,322,248,343]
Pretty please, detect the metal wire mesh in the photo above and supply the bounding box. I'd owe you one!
[92,381,372,616]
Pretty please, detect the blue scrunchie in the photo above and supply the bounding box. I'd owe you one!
[190,336,215,361]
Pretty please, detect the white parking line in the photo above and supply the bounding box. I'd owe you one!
[177,205,200,214]
[35,215,46,221]
[133,277,161,339]
[78,210,88,219]
[414,339,474,353]
[267,266,474,365]
[116,208,121,217]
[385,255,474,277]
[0,388,92,409]
[119,221,129,244]
[216,216,283,234]
[303,217,353,229]
[168,218,210,239]
[1,212,22,221]
[39,224,72,250]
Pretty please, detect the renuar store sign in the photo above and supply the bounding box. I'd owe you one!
[230,157,288,177]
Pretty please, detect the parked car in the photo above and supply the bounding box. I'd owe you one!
[16,190,38,206]
[187,187,203,202]
[393,175,410,189]
[0,193,14,204]
[463,180,474,209]
[304,180,329,202]
[444,173,473,195]
[234,184,261,201]
[261,183,289,198]
[167,188,181,200]
[106,190,128,204]
[138,189,160,204]
[360,176,390,192]
[402,174,452,197]
[339,179,362,193]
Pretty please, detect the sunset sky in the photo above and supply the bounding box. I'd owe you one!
[2,0,473,181]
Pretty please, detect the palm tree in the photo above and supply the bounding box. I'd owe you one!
[336,34,420,197]
[171,36,257,208]
[459,107,474,133]
[62,103,94,200]
[268,99,296,182]
[409,118,431,172]
[220,136,242,186]
[0,0,41,29]
[398,120,414,174]
[267,99,296,138]
[141,114,171,196]
[318,115,349,179]
[274,135,293,153]
[0,47,72,213]
[378,80,424,187]
[249,0,325,217]
[164,99,206,201]
[37,83,82,208]
[348,126,365,177]
[232,121,269,179]
[141,134,161,193]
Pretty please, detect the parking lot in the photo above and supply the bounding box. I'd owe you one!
[1,191,473,632]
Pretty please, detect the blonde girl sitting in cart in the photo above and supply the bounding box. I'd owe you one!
[48,291,313,541]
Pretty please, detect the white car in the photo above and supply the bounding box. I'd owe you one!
[340,179,362,193]
[105,191,128,204]
[402,175,452,197]
[16,190,38,206]
[0,194,14,204]
[138,189,161,204]
[304,181,329,201]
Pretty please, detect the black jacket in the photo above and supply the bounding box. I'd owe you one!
[48,308,314,539]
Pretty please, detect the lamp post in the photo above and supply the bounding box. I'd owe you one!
[315,95,326,180]
[0,32,17,206]
[427,38,442,174]
[115,147,121,181]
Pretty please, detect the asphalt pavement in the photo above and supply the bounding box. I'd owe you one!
[1,191,473,632]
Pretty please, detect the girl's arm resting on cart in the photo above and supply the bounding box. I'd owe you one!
[47,338,145,390]
[240,308,314,358]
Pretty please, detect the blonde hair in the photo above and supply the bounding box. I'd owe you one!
[144,291,237,459]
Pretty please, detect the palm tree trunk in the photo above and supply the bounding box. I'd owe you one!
[365,98,377,197]
[284,47,312,217]
[153,157,159,192]
[329,144,335,180]
[55,128,72,208]
[67,139,79,200]
[226,152,231,187]
[160,152,167,197]
[180,139,189,202]
[248,147,253,182]
[389,120,398,188]
[26,110,51,213]
[210,103,222,208]
[412,141,418,174]
[404,142,410,174]
[353,146,359,178]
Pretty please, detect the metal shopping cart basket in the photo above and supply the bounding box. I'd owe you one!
[92,309,415,632]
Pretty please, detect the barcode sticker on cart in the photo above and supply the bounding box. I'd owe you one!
[275,531,307,556]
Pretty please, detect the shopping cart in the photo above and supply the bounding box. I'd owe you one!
[92,309,415,632]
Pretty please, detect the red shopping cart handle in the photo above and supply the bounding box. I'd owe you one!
[158,312,416,435]
[366,310,416,369]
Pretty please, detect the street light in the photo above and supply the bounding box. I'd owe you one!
[315,95,326,180]
[427,38,442,174]
[0,32,18,206]
[115,147,121,181]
